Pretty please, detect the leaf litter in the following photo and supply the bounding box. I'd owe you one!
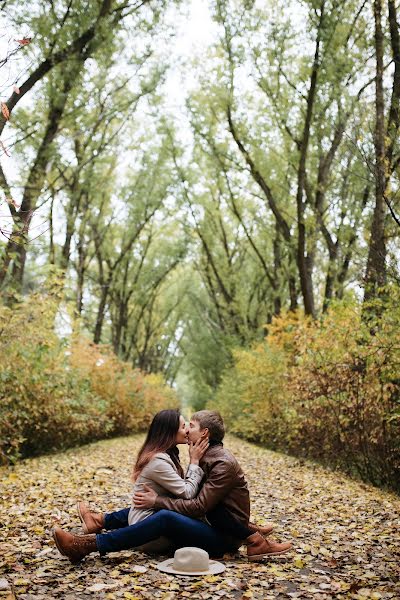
[0,435,399,599]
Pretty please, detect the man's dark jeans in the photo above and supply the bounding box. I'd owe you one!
[97,508,238,556]
[206,504,252,539]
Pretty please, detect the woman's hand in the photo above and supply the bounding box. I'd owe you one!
[188,437,209,465]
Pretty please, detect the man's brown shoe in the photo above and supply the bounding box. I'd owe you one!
[77,501,104,534]
[53,527,98,564]
[248,521,275,536]
[246,532,292,561]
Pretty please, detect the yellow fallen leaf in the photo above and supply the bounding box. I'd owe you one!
[294,556,304,568]
[204,575,219,583]
[14,579,29,586]
[131,585,145,591]
[110,570,120,578]
[33,526,45,535]
[291,529,300,537]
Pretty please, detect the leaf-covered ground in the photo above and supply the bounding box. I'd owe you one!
[0,435,399,600]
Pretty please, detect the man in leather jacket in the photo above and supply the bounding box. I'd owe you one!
[134,410,292,560]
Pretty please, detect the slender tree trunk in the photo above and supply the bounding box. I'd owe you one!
[49,190,55,265]
[76,249,86,316]
[76,263,85,315]
[94,281,109,344]
[1,65,78,290]
[295,3,324,318]
[273,227,282,316]
[113,299,128,355]
[323,244,338,312]
[364,0,387,306]
[75,210,89,315]
[93,246,110,343]
[61,191,82,274]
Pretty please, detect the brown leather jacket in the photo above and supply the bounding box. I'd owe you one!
[153,443,250,528]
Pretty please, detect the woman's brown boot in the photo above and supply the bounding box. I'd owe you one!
[77,501,105,534]
[53,527,98,564]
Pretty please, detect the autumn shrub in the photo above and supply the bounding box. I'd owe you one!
[68,338,177,434]
[0,294,177,465]
[212,296,400,490]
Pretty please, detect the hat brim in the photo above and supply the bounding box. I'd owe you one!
[156,558,225,576]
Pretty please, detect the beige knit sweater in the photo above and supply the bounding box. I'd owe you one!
[127,452,204,554]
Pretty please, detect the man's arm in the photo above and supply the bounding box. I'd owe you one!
[134,460,236,518]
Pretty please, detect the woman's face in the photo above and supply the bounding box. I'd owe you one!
[175,415,188,445]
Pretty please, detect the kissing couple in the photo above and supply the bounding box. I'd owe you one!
[53,409,292,563]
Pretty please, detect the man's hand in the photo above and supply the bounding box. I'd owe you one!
[133,484,157,509]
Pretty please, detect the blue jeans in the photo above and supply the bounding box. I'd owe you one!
[97,509,237,556]
[103,506,251,540]
[103,507,131,531]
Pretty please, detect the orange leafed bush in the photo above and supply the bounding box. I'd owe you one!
[211,295,400,490]
[0,294,177,465]
[68,338,178,434]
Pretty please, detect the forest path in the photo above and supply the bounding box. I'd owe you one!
[0,435,399,599]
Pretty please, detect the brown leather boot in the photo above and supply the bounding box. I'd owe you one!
[248,521,274,536]
[77,501,104,534]
[53,527,98,564]
[246,532,292,561]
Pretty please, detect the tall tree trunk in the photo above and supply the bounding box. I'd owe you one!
[364,0,387,306]
[94,281,109,344]
[288,275,298,311]
[273,227,282,316]
[49,190,56,265]
[1,66,78,291]
[295,3,324,318]
[93,244,109,344]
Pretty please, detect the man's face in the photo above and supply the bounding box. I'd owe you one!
[187,418,209,443]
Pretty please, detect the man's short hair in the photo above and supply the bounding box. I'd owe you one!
[191,410,225,442]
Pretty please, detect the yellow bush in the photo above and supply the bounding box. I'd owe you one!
[212,296,400,490]
[0,294,177,464]
[69,338,178,433]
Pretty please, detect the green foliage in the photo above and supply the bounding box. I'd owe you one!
[211,295,400,490]
[0,294,177,465]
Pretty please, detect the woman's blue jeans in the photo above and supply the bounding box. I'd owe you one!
[97,509,236,556]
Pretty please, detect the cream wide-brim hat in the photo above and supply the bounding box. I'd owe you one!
[156,547,225,576]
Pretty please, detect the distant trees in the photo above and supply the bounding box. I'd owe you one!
[0,0,399,408]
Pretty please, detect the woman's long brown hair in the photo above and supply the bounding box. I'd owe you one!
[132,409,184,481]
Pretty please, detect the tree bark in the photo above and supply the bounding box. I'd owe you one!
[364,0,387,306]
[295,3,324,318]
[94,275,111,344]
[4,80,72,289]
